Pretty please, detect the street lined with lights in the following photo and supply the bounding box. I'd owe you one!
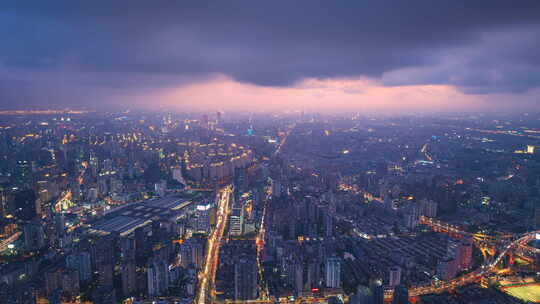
[196,185,233,304]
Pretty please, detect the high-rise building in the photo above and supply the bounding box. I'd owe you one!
[271,178,282,198]
[350,285,373,304]
[91,236,116,287]
[98,178,108,196]
[135,226,148,259]
[325,213,333,237]
[446,238,471,272]
[45,268,80,300]
[392,284,409,304]
[154,180,167,197]
[79,251,92,282]
[87,187,98,202]
[234,257,258,300]
[91,236,115,270]
[459,238,473,270]
[62,269,80,300]
[403,205,419,229]
[327,191,337,214]
[388,266,401,287]
[23,219,45,251]
[97,263,114,287]
[196,202,212,234]
[172,167,186,186]
[216,111,222,125]
[0,186,7,218]
[191,239,205,269]
[294,259,304,293]
[66,251,92,283]
[229,204,244,236]
[371,282,385,304]
[54,213,66,239]
[420,199,437,218]
[14,189,37,221]
[305,259,320,291]
[14,160,31,187]
[147,258,169,297]
[447,239,460,258]
[119,236,136,261]
[179,242,192,268]
[535,207,540,229]
[327,296,344,304]
[201,114,209,129]
[436,256,457,280]
[92,286,117,304]
[121,260,137,297]
[325,257,341,289]
[45,268,61,297]
[110,178,123,193]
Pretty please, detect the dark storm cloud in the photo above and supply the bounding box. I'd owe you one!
[381,27,540,94]
[1,0,540,107]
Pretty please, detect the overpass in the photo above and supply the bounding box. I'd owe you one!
[419,216,513,244]
[409,222,536,297]
[0,232,22,251]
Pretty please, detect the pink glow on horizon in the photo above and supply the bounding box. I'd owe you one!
[131,75,488,113]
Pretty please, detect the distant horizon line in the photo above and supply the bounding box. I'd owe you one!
[2,108,540,118]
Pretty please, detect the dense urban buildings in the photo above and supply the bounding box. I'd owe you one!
[2,110,540,304]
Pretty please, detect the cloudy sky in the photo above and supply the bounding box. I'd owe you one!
[1,1,540,112]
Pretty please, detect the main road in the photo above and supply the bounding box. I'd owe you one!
[256,191,271,299]
[274,123,295,157]
[196,185,233,304]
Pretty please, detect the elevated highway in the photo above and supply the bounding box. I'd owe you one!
[410,218,536,296]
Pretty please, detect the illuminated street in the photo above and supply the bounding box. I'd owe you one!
[273,123,295,157]
[0,232,22,252]
[196,185,233,304]
[256,192,270,300]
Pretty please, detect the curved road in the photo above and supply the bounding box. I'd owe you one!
[409,231,536,296]
[0,232,22,251]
